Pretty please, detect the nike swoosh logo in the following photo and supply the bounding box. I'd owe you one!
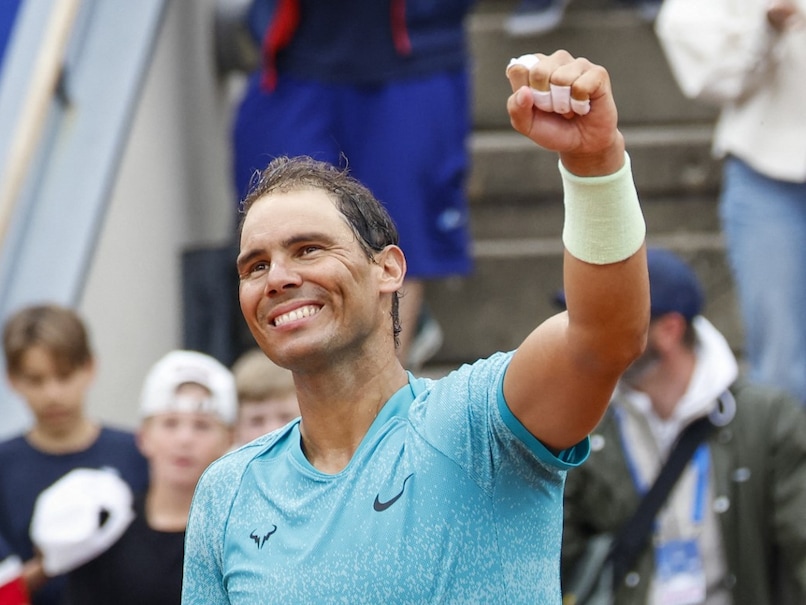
[373,473,414,512]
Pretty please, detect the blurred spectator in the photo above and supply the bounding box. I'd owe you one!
[231,347,299,446]
[46,350,236,605]
[0,304,148,605]
[561,248,806,605]
[656,0,806,407]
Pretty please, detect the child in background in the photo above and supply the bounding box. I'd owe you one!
[231,348,299,446]
[0,304,148,605]
[34,350,236,605]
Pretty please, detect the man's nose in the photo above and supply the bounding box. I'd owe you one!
[263,259,302,294]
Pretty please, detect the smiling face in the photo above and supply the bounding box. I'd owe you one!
[237,188,405,370]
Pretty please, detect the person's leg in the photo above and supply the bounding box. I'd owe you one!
[719,156,806,405]
[338,71,473,368]
[231,74,342,204]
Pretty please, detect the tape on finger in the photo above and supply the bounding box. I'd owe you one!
[570,97,591,115]
[507,53,540,74]
[532,89,553,112]
[550,84,571,114]
[535,88,590,115]
[507,55,591,116]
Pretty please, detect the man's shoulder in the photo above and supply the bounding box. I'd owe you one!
[724,379,806,441]
[425,351,514,391]
[730,379,802,414]
[201,427,293,489]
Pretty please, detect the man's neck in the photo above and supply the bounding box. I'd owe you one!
[295,358,409,474]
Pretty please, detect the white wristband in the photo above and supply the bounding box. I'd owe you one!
[560,153,646,265]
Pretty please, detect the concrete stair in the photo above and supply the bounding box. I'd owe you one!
[424,0,743,368]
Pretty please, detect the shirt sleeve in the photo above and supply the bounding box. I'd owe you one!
[415,351,589,496]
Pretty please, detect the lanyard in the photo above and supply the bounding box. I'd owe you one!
[616,410,710,525]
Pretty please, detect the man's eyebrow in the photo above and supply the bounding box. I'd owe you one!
[236,232,338,271]
[283,232,336,247]
[236,249,262,272]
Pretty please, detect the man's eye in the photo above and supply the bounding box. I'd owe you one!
[301,245,321,255]
[239,262,268,281]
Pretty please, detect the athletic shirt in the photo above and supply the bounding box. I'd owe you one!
[0,427,149,605]
[64,494,185,605]
[183,352,589,604]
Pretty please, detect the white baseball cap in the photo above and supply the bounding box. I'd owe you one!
[30,468,135,576]
[139,350,237,424]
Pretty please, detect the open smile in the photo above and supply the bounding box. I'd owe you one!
[273,305,321,327]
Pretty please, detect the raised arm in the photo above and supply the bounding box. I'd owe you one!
[502,50,649,451]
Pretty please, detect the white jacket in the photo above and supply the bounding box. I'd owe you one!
[655,0,806,182]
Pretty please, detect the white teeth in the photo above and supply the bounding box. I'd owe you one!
[273,305,320,327]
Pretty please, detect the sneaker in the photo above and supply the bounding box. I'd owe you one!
[407,306,444,371]
[505,0,569,37]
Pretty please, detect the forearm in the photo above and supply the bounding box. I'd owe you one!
[503,50,649,446]
[561,153,649,370]
[564,250,649,373]
[505,158,648,446]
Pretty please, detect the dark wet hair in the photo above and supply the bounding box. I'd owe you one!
[240,156,402,345]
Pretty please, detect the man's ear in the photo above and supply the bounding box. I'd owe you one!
[375,245,406,294]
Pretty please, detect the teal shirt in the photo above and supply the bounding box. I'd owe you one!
[182,352,589,604]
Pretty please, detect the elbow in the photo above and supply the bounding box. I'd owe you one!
[618,308,650,367]
[591,315,649,376]
[622,325,648,369]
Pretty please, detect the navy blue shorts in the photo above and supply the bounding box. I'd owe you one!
[232,71,473,279]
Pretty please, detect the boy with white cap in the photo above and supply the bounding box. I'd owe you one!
[33,350,236,605]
